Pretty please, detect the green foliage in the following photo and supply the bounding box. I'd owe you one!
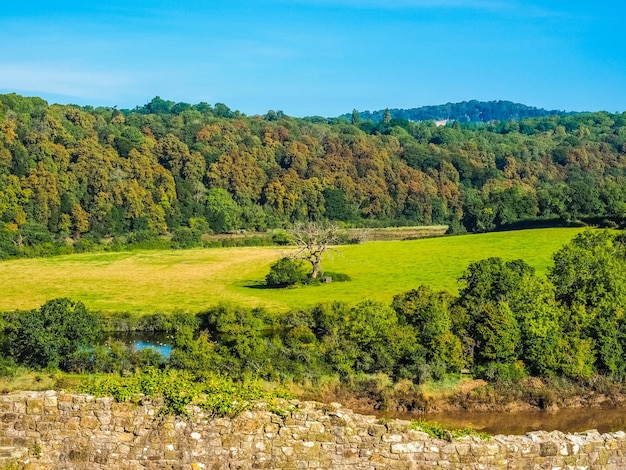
[392,286,465,372]
[311,301,402,377]
[475,361,527,383]
[549,231,626,377]
[2,92,626,261]
[169,331,223,377]
[81,368,292,417]
[265,257,308,287]
[5,298,101,370]
[550,230,626,309]
[5,228,626,394]
[409,420,490,441]
[171,226,201,249]
[198,303,279,378]
[0,356,19,378]
[473,302,520,364]
[204,188,242,233]
[457,257,535,308]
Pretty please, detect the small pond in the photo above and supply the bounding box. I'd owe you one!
[102,331,173,358]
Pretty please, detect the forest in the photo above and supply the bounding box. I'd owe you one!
[0,93,625,259]
[345,100,574,124]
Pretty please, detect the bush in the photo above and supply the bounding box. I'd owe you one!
[598,219,618,229]
[265,257,308,287]
[171,227,200,249]
[475,361,527,383]
[0,356,19,378]
[320,272,351,282]
[7,298,102,370]
[271,230,292,246]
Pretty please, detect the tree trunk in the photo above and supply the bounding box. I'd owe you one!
[310,261,320,279]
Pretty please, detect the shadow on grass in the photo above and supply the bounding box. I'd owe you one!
[245,282,280,290]
[244,272,352,290]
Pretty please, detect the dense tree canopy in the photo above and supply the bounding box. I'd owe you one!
[3,298,101,370]
[0,93,625,258]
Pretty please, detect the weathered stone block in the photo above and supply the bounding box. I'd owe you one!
[80,415,100,430]
[26,399,43,415]
[233,419,264,434]
[0,412,18,423]
[408,430,432,441]
[368,424,386,437]
[386,421,409,434]
[539,441,559,457]
[391,442,424,453]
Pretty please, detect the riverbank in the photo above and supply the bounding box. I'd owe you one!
[295,375,626,435]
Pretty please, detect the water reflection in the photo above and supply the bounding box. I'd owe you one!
[103,331,173,358]
[381,407,626,435]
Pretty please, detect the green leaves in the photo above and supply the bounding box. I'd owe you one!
[81,368,291,417]
[265,257,307,287]
[7,298,101,370]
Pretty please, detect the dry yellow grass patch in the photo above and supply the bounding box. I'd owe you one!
[0,247,289,313]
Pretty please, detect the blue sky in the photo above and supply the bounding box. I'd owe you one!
[1,1,625,116]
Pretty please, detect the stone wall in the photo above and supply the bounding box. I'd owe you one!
[1,391,626,469]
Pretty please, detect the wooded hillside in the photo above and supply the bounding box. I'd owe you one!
[0,94,625,258]
[345,99,573,123]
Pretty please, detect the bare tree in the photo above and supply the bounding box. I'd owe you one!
[289,221,339,279]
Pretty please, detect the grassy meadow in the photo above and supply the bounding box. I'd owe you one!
[0,227,588,315]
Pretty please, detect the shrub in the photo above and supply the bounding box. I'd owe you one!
[265,257,308,287]
[7,298,102,370]
[598,219,618,229]
[81,369,292,417]
[171,227,200,249]
[410,420,490,441]
[0,356,19,378]
[475,361,527,383]
[271,230,292,246]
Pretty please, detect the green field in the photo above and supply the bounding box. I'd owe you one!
[0,227,588,314]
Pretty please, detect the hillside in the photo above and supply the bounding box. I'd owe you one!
[347,100,574,123]
[0,93,625,259]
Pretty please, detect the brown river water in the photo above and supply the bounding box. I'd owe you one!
[378,407,626,435]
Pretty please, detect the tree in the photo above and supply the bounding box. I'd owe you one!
[204,188,242,233]
[265,257,307,287]
[311,301,399,376]
[289,221,339,279]
[392,286,465,372]
[549,230,626,310]
[473,302,520,365]
[7,298,101,370]
[351,109,360,126]
[549,231,626,377]
[383,108,391,124]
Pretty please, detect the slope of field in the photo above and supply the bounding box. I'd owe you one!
[0,228,587,314]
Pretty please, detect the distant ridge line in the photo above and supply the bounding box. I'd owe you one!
[345,99,577,123]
